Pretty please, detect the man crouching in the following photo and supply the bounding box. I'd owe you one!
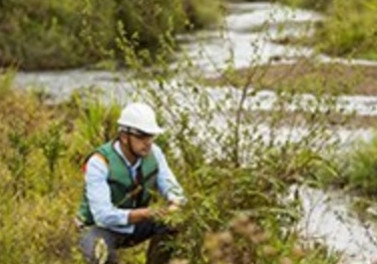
[76,102,186,264]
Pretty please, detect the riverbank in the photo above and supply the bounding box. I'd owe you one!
[273,0,377,61]
[204,59,377,95]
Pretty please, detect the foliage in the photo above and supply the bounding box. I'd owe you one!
[272,0,377,60]
[0,0,222,70]
[0,0,97,69]
[65,88,121,159]
[315,0,377,60]
[319,136,377,197]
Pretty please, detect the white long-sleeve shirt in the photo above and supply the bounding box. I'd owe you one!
[85,141,185,233]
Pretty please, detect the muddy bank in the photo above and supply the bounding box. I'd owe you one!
[204,60,377,95]
[244,110,377,129]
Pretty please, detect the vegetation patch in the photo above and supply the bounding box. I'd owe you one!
[204,59,377,95]
[314,135,377,198]
[244,110,377,129]
[273,0,330,12]
[0,0,223,70]
[271,0,377,61]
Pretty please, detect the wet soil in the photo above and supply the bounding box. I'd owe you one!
[248,110,377,129]
[205,59,377,95]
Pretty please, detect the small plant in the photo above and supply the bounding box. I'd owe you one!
[7,130,32,198]
[69,88,120,157]
[37,121,67,193]
[337,135,377,196]
[0,68,15,98]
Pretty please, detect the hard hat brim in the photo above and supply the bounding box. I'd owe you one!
[118,121,164,135]
[142,126,164,135]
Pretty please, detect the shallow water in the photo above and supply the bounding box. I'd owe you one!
[294,185,377,263]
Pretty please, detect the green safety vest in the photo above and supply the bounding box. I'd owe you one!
[77,140,159,225]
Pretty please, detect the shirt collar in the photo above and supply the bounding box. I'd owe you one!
[114,140,142,169]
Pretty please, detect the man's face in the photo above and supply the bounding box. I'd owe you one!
[121,129,155,157]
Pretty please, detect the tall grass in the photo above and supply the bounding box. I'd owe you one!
[320,136,377,197]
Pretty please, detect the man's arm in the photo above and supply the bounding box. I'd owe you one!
[152,145,187,205]
[85,155,153,226]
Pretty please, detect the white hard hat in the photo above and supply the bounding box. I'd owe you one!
[117,103,164,135]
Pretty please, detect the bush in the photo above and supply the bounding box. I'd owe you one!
[315,0,377,60]
[337,136,377,196]
[0,0,222,70]
[272,0,377,60]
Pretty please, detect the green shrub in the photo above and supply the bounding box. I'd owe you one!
[0,0,105,69]
[0,0,222,70]
[315,0,377,59]
[272,0,377,60]
[340,136,377,196]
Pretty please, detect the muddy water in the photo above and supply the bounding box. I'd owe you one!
[13,2,377,263]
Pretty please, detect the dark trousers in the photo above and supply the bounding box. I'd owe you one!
[79,221,176,264]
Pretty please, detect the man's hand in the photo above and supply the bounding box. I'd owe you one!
[167,204,180,213]
[128,201,184,224]
[151,207,169,219]
[167,198,184,212]
[128,207,169,224]
[128,208,153,224]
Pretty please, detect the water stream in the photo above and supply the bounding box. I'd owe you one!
[295,186,377,263]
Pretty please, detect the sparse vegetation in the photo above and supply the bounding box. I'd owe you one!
[203,60,377,95]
